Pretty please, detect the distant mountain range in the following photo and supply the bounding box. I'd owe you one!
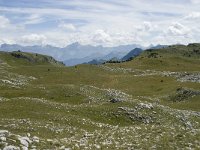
[87,48,143,65]
[85,59,106,65]
[147,44,168,49]
[0,42,168,66]
[0,42,143,66]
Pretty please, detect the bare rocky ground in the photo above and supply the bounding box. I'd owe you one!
[99,65,200,83]
[0,83,200,149]
[0,100,200,149]
[0,63,36,89]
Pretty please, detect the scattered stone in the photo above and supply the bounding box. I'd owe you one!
[94,144,101,149]
[21,146,28,150]
[177,73,200,83]
[0,130,9,137]
[47,139,53,142]
[18,137,31,148]
[170,87,200,102]
[59,146,66,149]
[32,136,39,143]
[110,98,121,103]
[118,103,155,124]
[3,145,20,150]
[137,103,154,109]
[0,136,6,141]
[99,65,200,83]
[83,133,94,138]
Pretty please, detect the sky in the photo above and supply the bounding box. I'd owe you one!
[0,0,200,47]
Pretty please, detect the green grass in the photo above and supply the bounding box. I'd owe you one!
[0,44,200,149]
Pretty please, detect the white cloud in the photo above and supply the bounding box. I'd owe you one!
[167,22,190,36]
[24,14,44,25]
[0,38,15,45]
[0,0,199,47]
[143,22,152,31]
[184,12,200,19]
[136,21,154,33]
[190,0,200,4]
[20,34,47,45]
[92,29,112,44]
[0,16,10,29]
[0,15,25,33]
[58,23,76,32]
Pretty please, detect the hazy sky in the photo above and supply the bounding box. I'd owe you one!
[0,0,200,47]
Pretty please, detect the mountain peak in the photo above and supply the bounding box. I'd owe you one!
[67,42,81,48]
[121,48,143,61]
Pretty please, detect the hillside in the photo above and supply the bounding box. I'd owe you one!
[121,48,143,61]
[0,51,64,66]
[0,44,200,149]
[107,43,200,71]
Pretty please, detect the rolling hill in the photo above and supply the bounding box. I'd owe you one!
[0,43,199,149]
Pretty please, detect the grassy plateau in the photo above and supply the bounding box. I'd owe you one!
[0,44,200,149]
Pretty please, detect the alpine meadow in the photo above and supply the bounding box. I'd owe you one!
[0,0,200,150]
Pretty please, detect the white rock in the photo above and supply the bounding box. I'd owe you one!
[20,139,29,147]
[59,146,65,149]
[138,103,153,109]
[47,139,53,142]
[32,136,39,143]
[94,144,101,149]
[18,137,31,148]
[22,137,32,143]
[0,130,9,137]
[21,146,28,150]
[0,136,6,141]
[31,145,37,149]
[3,145,20,150]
